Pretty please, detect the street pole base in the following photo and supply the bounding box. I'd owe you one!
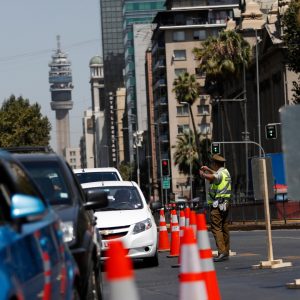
[212,250,237,257]
[286,279,300,289]
[252,259,292,269]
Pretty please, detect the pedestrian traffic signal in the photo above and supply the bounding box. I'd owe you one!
[265,124,277,139]
[211,143,220,154]
[161,159,170,176]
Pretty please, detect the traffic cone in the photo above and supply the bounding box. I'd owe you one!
[189,210,197,238]
[105,240,140,300]
[179,209,185,232]
[167,209,180,257]
[172,210,185,267]
[179,228,208,300]
[196,213,221,300]
[184,207,190,227]
[158,208,170,252]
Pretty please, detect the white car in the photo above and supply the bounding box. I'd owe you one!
[81,181,159,267]
[74,167,123,184]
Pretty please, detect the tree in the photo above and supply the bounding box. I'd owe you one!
[172,72,202,164]
[173,130,211,198]
[193,30,251,95]
[193,30,251,178]
[282,0,300,103]
[0,95,51,147]
[119,161,135,181]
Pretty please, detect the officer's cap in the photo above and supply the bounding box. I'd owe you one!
[212,154,226,162]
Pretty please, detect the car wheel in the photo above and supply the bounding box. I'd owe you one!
[144,249,159,267]
[87,260,103,300]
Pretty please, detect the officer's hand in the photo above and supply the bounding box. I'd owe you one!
[201,166,209,172]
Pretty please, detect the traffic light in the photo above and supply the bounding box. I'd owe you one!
[211,142,220,154]
[265,124,277,139]
[161,159,170,176]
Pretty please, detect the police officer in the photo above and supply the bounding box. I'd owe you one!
[199,154,232,262]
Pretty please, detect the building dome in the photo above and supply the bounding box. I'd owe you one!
[89,56,103,66]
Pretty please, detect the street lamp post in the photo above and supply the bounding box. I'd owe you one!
[180,101,193,201]
[133,130,143,187]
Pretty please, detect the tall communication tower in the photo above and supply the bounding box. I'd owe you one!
[49,35,74,155]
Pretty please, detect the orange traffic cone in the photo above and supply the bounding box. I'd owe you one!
[184,207,190,227]
[179,228,208,300]
[158,208,170,252]
[167,209,180,257]
[105,240,140,300]
[189,210,197,238]
[196,213,221,300]
[172,210,185,268]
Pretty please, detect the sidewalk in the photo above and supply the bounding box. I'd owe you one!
[228,219,300,231]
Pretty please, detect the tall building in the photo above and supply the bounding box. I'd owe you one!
[123,0,165,162]
[89,56,107,167]
[100,0,125,166]
[48,35,74,156]
[150,0,238,201]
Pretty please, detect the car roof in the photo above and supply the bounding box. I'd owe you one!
[13,152,63,162]
[81,180,137,189]
[73,167,120,173]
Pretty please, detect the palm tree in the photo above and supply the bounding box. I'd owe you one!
[173,129,198,175]
[172,72,202,165]
[193,29,251,177]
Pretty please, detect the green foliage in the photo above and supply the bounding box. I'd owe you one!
[172,130,211,175]
[118,161,134,181]
[282,0,300,73]
[193,30,251,95]
[0,95,51,147]
[282,0,300,103]
[172,72,200,106]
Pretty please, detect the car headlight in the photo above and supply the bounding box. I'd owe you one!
[133,218,152,234]
[61,221,75,243]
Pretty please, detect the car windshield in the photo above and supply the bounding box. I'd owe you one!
[20,161,71,205]
[85,186,143,211]
[75,172,120,183]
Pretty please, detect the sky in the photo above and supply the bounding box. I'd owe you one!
[0,0,102,150]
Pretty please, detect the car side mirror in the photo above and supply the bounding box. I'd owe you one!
[150,201,162,211]
[84,191,108,210]
[11,194,46,219]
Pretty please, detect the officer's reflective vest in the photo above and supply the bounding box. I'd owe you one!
[208,168,232,205]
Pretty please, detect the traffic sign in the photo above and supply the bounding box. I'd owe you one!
[162,177,170,189]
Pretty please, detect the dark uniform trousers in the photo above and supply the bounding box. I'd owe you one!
[210,206,230,255]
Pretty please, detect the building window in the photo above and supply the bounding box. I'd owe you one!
[197,105,210,115]
[178,124,190,134]
[193,30,206,40]
[176,105,189,116]
[195,68,205,78]
[173,31,185,41]
[175,68,187,77]
[173,50,186,61]
[198,123,211,134]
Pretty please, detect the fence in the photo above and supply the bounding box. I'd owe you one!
[152,200,300,226]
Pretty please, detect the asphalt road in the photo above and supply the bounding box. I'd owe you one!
[102,229,300,300]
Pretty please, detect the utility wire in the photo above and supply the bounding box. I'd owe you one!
[0,38,100,64]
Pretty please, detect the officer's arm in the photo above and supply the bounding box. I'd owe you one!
[199,171,215,183]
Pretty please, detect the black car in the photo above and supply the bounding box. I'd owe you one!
[13,151,107,300]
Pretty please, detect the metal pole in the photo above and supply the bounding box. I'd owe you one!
[255,29,262,157]
[243,63,249,199]
[137,143,140,186]
[188,104,193,201]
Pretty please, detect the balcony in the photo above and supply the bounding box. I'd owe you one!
[153,78,166,90]
[153,59,166,71]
